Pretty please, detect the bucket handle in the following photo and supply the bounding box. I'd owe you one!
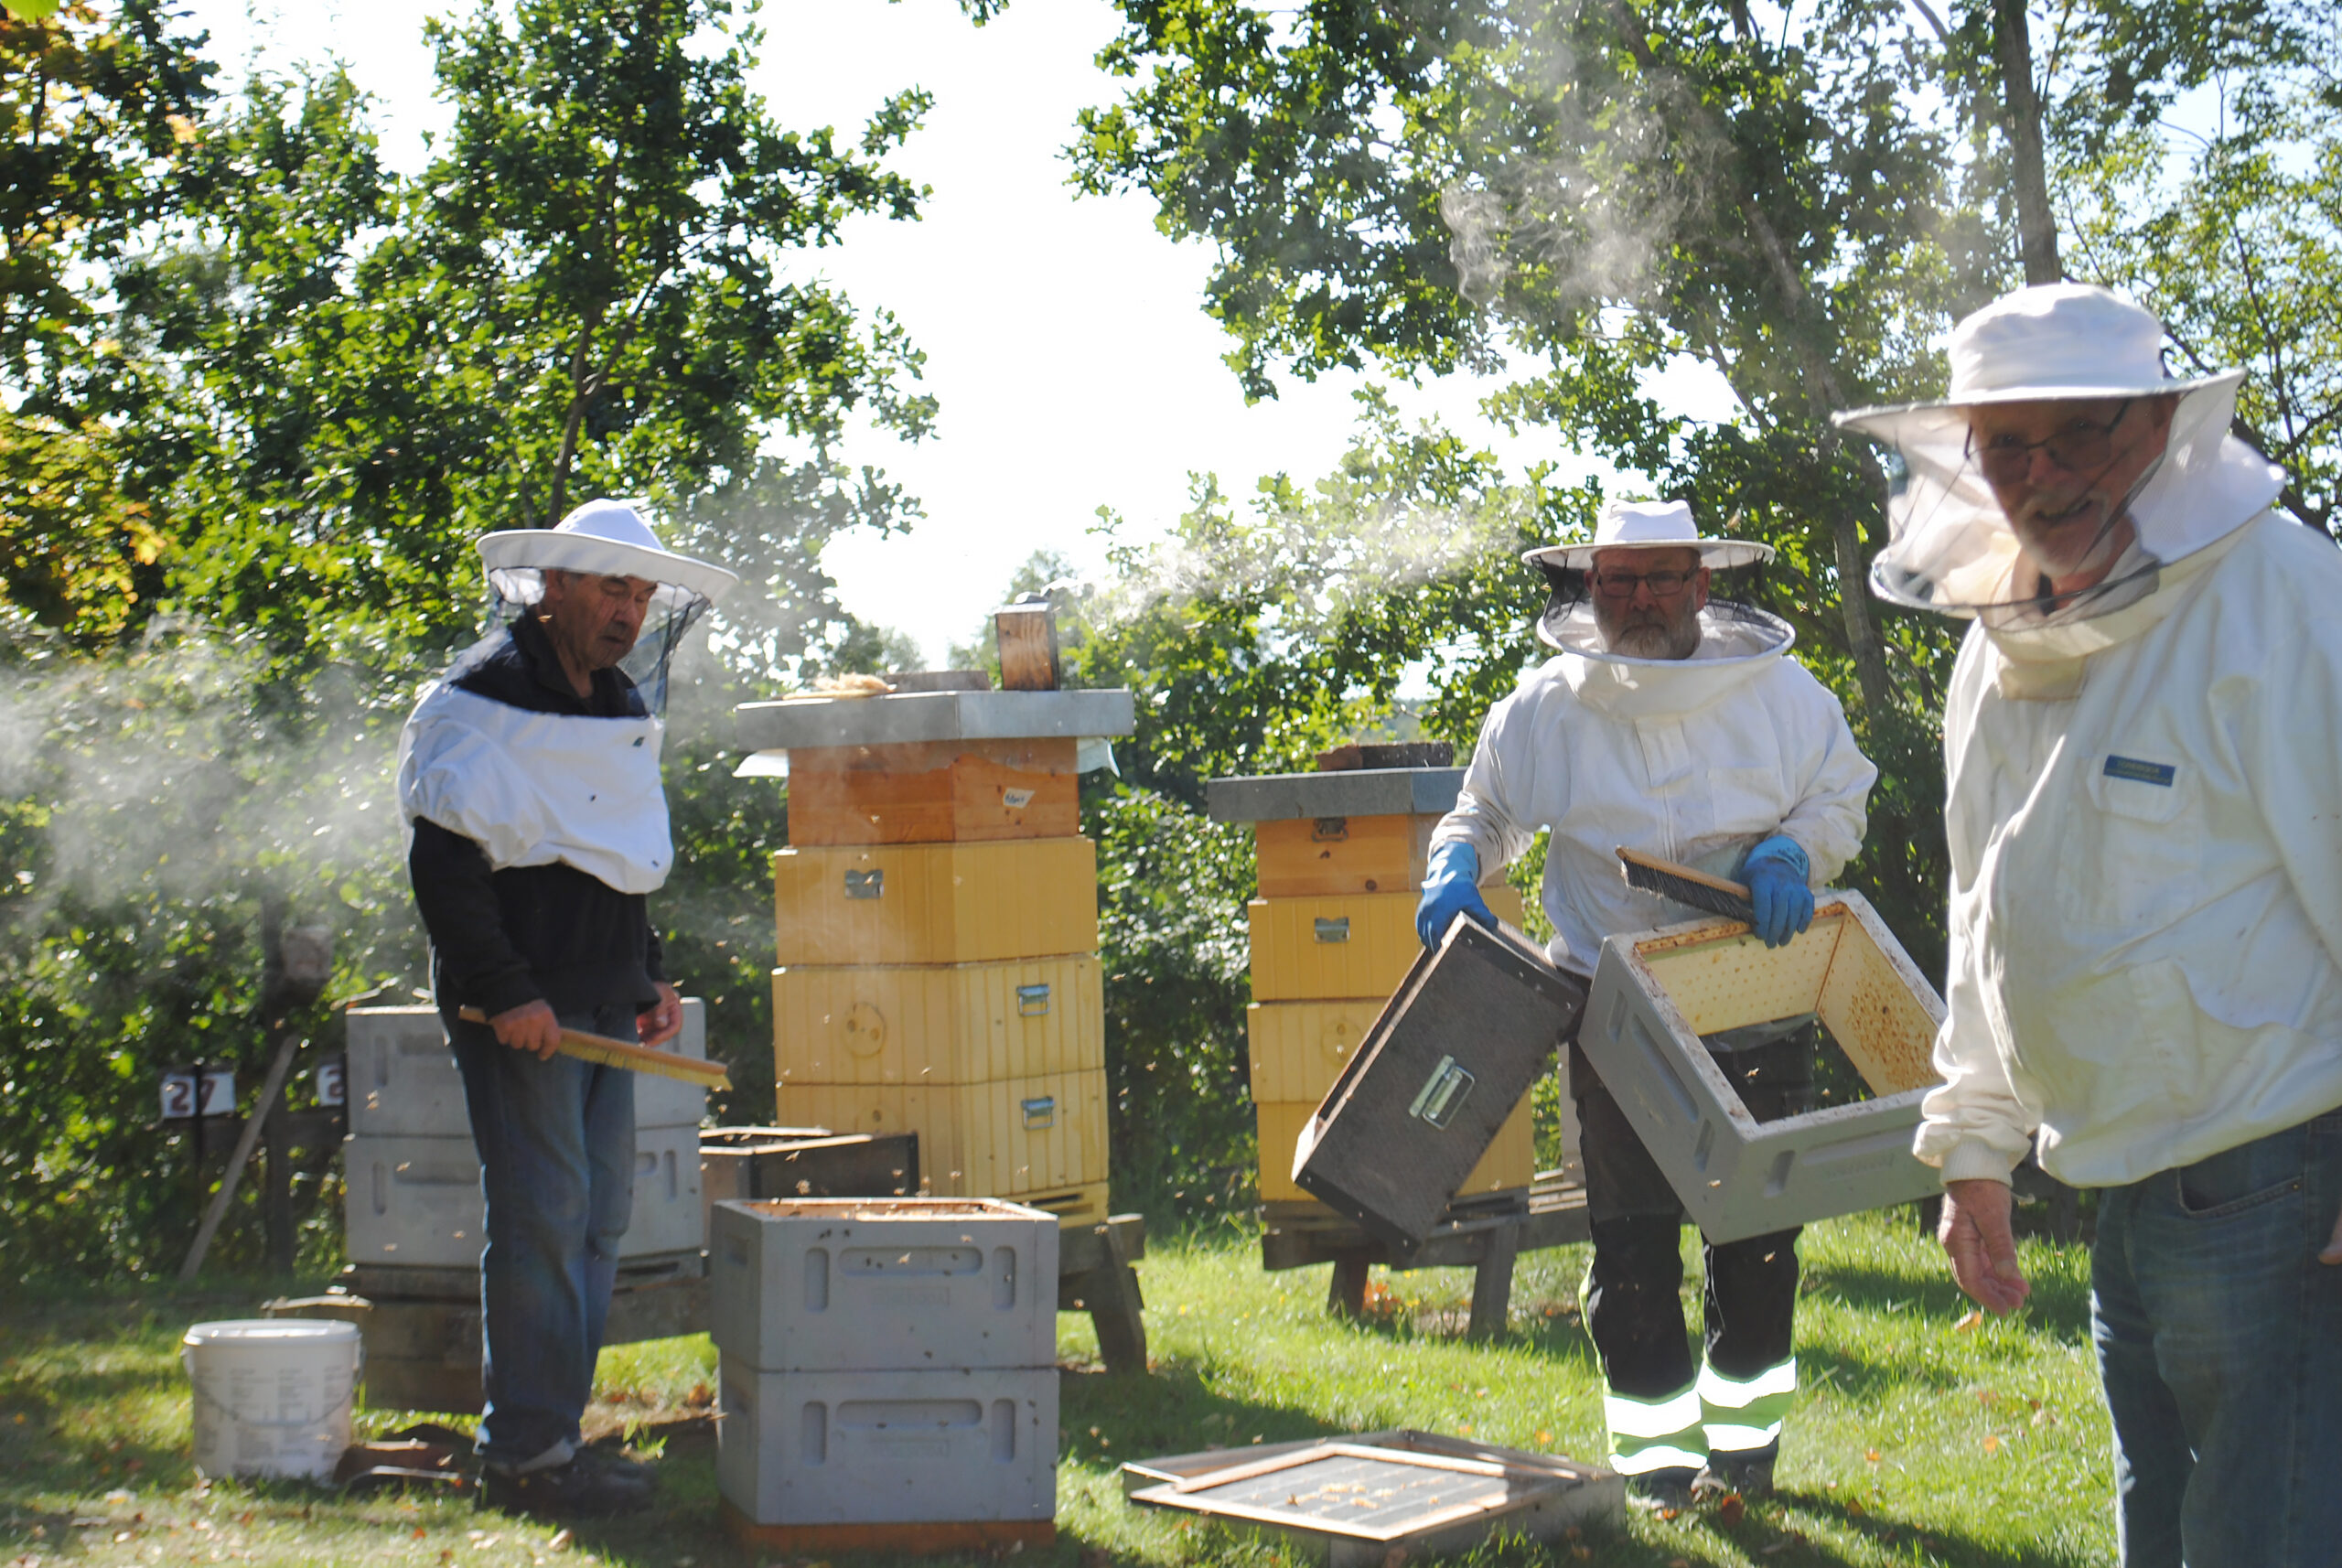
[183,1340,366,1429]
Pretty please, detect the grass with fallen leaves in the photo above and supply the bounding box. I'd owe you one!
[0,1208,2111,1567]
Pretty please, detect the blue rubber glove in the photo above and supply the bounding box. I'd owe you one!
[1416,842,1496,947]
[1742,834,1814,949]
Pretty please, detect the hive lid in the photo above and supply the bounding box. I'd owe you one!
[735,688,1134,751]
[1205,768,1467,823]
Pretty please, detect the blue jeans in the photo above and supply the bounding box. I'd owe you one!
[2090,1111,2342,1566]
[448,1004,638,1468]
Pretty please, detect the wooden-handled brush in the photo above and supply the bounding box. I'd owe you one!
[457,1005,732,1090]
[1616,846,1756,925]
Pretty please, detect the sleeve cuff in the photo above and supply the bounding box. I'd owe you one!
[1939,1138,2022,1185]
[474,972,543,1018]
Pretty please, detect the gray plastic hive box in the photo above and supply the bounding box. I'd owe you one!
[343,1122,705,1267]
[1204,768,1466,824]
[715,1361,1058,1527]
[1577,890,1945,1244]
[735,689,1135,754]
[707,1197,1058,1372]
[348,1000,709,1135]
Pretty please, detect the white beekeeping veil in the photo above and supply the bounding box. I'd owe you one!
[477,499,739,712]
[1833,285,2283,620]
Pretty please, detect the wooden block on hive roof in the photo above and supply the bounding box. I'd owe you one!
[784,737,1080,845]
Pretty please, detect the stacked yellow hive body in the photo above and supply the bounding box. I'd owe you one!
[765,724,1118,1230]
[1234,777,1537,1211]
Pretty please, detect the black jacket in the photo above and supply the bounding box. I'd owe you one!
[407,615,667,1019]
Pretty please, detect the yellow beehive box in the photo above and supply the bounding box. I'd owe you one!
[1252,812,1438,898]
[777,1069,1108,1201]
[1246,999,1383,1104]
[1249,886,1524,1003]
[771,955,1103,1087]
[772,838,1098,966]
[1253,1094,1533,1204]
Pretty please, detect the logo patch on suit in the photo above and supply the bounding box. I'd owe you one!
[2102,755,2176,788]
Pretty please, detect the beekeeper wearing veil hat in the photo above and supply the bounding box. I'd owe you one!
[1420,497,1876,1506]
[398,499,736,1518]
[1836,283,2342,1565]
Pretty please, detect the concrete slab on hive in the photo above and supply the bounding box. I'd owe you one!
[1206,768,1466,823]
[1577,890,1944,1244]
[736,690,1134,752]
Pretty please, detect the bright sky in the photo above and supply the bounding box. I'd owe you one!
[186,0,1732,665]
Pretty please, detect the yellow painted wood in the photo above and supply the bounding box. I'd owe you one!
[1247,885,1524,1003]
[1252,1094,1534,1204]
[777,1069,1108,1200]
[771,956,1102,1088]
[1630,893,1943,1098]
[1252,813,1437,898]
[772,839,1097,966]
[1245,1000,1384,1104]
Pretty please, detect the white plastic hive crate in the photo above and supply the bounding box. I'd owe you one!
[715,1361,1057,1527]
[346,1002,708,1136]
[708,1198,1058,1372]
[1579,891,1945,1244]
[343,1123,705,1268]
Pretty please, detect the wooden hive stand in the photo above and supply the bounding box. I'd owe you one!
[1208,750,1591,1337]
[736,656,1154,1371]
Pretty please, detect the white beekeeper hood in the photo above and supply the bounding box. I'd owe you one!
[1833,285,2283,618]
[1524,499,1789,673]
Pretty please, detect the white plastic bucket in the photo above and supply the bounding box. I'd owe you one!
[181,1319,363,1482]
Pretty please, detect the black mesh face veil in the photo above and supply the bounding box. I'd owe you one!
[1531,556,1781,653]
[485,573,713,715]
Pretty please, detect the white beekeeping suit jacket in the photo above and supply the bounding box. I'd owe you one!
[1923,510,2342,1187]
[1432,605,1875,977]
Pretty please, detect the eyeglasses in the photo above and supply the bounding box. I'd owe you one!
[1588,567,1697,599]
[1966,400,2135,483]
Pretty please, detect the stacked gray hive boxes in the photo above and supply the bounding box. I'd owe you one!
[708,1197,1058,1538]
[343,1003,710,1272]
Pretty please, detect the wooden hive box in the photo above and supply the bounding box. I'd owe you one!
[771,955,1103,1087]
[1576,891,1944,1243]
[1292,919,1587,1249]
[1249,887,1523,1003]
[779,1072,1109,1222]
[773,840,1098,967]
[785,738,1080,845]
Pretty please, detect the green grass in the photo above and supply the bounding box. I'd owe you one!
[0,1212,2113,1567]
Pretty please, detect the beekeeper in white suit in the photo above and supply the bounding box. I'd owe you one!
[1837,283,2342,1566]
[1420,499,1876,1503]
[398,500,735,1518]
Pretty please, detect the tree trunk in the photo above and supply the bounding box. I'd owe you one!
[1994,0,2062,285]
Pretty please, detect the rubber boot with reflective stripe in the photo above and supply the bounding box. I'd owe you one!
[1699,1355,1796,1458]
[1604,1381,1706,1477]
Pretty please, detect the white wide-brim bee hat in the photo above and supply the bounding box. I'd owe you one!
[478,499,739,608]
[1833,284,2282,617]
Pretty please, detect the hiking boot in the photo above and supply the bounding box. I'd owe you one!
[480,1455,652,1518]
[1625,1466,1698,1511]
[1692,1451,1775,1502]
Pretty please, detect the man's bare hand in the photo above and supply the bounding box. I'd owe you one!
[489,999,563,1060]
[2321,1198,2342,1265]
[638,982,682,1049]
[1940,1177,2030,1315]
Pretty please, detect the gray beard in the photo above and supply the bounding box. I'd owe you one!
[1605,616,1703,660]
